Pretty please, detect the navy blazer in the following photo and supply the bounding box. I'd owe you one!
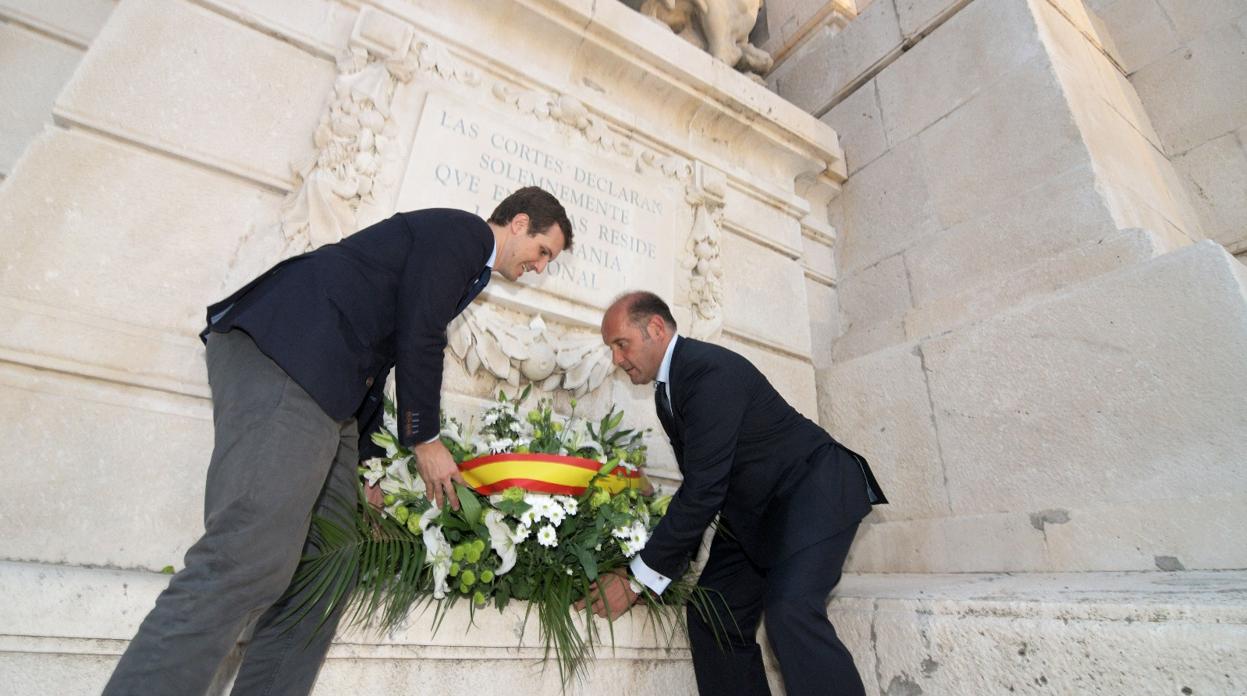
[201,209,493,451]
[641,338,886,577]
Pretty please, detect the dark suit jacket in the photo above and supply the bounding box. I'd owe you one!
[641,337,886,578]
[201,209,492,452]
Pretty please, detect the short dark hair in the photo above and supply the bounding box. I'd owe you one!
[618,291,677,332]
[488,186,574,251]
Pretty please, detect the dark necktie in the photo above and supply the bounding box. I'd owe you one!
[654,380,672,416]
[654,380,675,435]
[455,266,491,315]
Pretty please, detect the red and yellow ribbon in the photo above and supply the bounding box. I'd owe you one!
[458,453,648,496]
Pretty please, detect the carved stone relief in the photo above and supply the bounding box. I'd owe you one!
[447,306,615,396]
[638,0,773,75]
[273,8,730,397]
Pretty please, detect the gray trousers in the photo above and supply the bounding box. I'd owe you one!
[103,330,360,696]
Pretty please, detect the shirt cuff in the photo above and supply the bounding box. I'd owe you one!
[629,554,672,595]
[422,434,439,444]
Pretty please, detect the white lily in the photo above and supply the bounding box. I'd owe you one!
[483,509,517,575]
[419,507,452,599]
[361,458,386,486]
[379,455,419,497]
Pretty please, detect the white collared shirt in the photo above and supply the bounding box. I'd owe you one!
[628,333,680,595]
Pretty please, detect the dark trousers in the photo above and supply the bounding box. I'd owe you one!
[103,330,360,696]
[688,522,865,696]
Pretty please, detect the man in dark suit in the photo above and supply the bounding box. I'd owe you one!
[586,291,886,696]
[103,187,573,696]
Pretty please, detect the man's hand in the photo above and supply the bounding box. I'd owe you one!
[413,439,465,510]
[574,567,639,620]
[364,481,385,510]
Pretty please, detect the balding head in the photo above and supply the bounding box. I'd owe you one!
[601,291,676,385]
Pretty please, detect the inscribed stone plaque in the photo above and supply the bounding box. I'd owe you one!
[396,92,676,309]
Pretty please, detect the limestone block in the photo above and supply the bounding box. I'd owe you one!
[819,342,949,523]
[722,186,803,256]
[773,0,901,114]
[1130,23,1247,155]
[905,227,1162,341]
[821,79,888,175]
[196,0,356,56]
[838,571,1247,696]
[0,364,211,570]
[1043,495,1247,571]
[804,278,839,371]
[876,0,1046,145]
[1032,0,1201,242]
[1033,0,1163,150]
[760,0,835,54]
[1087,0,1180,74]
[837,252,912,334]
[1155,0,1247,42]
[54,0,336,190]
[800,231,835,282]
[903,164,1117,309]
[720,232,813,358]
[721,336,818,419]
[846,510,1049,572]
[0,0,114,46]
[1173,132,1247,249]
[0,23,82,176]
[830,317,906,362]
[894,0,969,38]
[916,56,1090,229]
[921,242,1247,518]
[0,128,283,363]
[837,137,941,274]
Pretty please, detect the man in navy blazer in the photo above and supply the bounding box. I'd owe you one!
[588,291,885,696]
[103,187,573,696]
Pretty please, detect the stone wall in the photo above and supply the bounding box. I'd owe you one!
[775,0,1246,577]
[1087,0,1247,258]
[0,1,116,179]
[0,0,848,692]
[766,1,1247,691]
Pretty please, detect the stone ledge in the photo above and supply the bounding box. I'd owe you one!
[834,570,1247,695]
[0,560,696,693]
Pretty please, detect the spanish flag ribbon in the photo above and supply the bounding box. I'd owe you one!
[458,453,648,496]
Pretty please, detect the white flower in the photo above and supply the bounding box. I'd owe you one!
[628,523,649,548]
[361,458,386,486]
[559,497,579,516]
[483,509,517,575]
[483,411,500,426]
[513,523,531,543]
[547,506,566,527]
[565,568,574,575]
[612,526,631,540]
[537,524,558,548]
[382,410,399,445]
[488,437,515,454]
[509,420,523,433]
[379,456,419,497]
[519,509,538,527]
[419,507,452,598]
